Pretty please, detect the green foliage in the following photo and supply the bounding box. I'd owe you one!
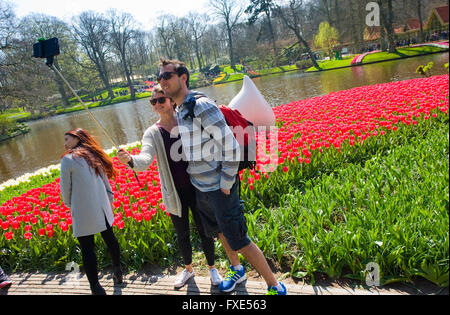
[416,62,434,77]
[241,116,449,286]
[314,22,339,59]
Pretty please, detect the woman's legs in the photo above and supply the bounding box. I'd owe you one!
[100,218,121,269]
[190,206,215,268]
[170,206,194,269]
[77,234,99,288]
[77,218,122,289]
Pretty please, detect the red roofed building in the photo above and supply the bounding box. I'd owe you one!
[425,5,449,32]
[364,5,449,43]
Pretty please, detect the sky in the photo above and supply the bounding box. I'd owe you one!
[10,0,210,30]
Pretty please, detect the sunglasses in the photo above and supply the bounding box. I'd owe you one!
[150,96,169,106]
[157,71,178,82]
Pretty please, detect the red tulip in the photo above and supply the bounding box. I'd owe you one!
[4,231,13,240]
[24,232,32,240]
[1,221,9,230]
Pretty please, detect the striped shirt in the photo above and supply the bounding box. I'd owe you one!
[175,91,240,192]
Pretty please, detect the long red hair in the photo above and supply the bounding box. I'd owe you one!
[63,128,117,179]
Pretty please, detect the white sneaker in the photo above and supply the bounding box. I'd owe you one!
[174,269,194,288]
[209,268,223,286]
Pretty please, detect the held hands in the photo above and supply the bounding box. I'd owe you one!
[117,149,132,164]
[220,188,231,196]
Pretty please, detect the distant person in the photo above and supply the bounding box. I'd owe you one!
[157,57,287,295]
[0,266,12,289]
[117,85,222,288]
[60,128,123,295]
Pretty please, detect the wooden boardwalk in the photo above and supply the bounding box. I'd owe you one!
[2,271,445,295]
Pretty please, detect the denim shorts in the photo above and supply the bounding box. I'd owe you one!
[194,182,251,251]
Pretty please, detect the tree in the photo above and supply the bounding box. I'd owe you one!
[73,11,114,99]
[378,0,396,53]
[186,12,209,71]
[274,0,321,70]
[245,0,279,65]
[209,0,244,69]
[20,13,79,107]
[417,0,424,43]
[107,9,137,99]
[314,21,339,59]
[1,1,53,115]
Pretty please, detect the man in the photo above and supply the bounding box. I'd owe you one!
[158,58,286,295]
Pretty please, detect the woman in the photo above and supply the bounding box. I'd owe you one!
[117,85,222,288]
[60,128,123,295]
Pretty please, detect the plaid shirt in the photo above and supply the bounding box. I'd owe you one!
[175,91,240,192]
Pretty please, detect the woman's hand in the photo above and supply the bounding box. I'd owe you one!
[117,149,132,164]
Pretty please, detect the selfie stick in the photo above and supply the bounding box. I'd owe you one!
[45,57,141,186]
[50,64,120,150]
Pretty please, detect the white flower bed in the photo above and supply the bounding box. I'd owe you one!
[0,141,142,191]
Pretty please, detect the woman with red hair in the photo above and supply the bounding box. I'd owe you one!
[60,128,122,295]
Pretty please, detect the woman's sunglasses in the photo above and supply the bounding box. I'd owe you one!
[150,96,169,106]
[157,71,178,82]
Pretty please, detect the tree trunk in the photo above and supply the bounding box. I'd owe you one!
[121,52,135,100]
[378,0,396,53]
[227,25,235,69]
[265,11,278,66]
[418,0,424,43]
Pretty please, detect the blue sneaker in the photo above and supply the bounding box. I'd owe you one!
[266,282,287,295]
[218,266,246,293]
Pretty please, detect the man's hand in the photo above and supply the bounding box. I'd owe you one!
[220,188,231,196]
[117,149,131,164]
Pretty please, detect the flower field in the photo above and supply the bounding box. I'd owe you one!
[1,75,449,287]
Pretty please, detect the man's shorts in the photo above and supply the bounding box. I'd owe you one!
[194,181,251,251]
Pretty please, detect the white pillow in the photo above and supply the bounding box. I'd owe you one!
[228,75,276,129]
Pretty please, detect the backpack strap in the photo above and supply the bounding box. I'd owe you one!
[182,91,208,121]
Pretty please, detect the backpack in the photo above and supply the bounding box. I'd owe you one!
[182,92,256,172]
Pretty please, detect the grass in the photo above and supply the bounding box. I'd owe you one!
[363,46,445,63]
[306,56,355,72]
[307,45,448,72]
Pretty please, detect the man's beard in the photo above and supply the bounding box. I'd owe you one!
[164,82,183,100]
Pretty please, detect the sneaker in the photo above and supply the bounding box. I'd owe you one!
[174,269,194,288]
[266,282,287,295]
[0,278,12,289]
[0,269,12,289]
[218,266,246,293]
[209,268,223,286]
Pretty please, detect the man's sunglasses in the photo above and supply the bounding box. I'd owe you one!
[150,96,169,106]
[157,71,178,82]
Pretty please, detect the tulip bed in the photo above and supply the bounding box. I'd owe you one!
[1,75,449,287]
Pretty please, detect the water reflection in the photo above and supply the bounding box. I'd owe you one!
[0,52,448,183]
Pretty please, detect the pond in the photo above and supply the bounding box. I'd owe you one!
[0,52,448,184]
